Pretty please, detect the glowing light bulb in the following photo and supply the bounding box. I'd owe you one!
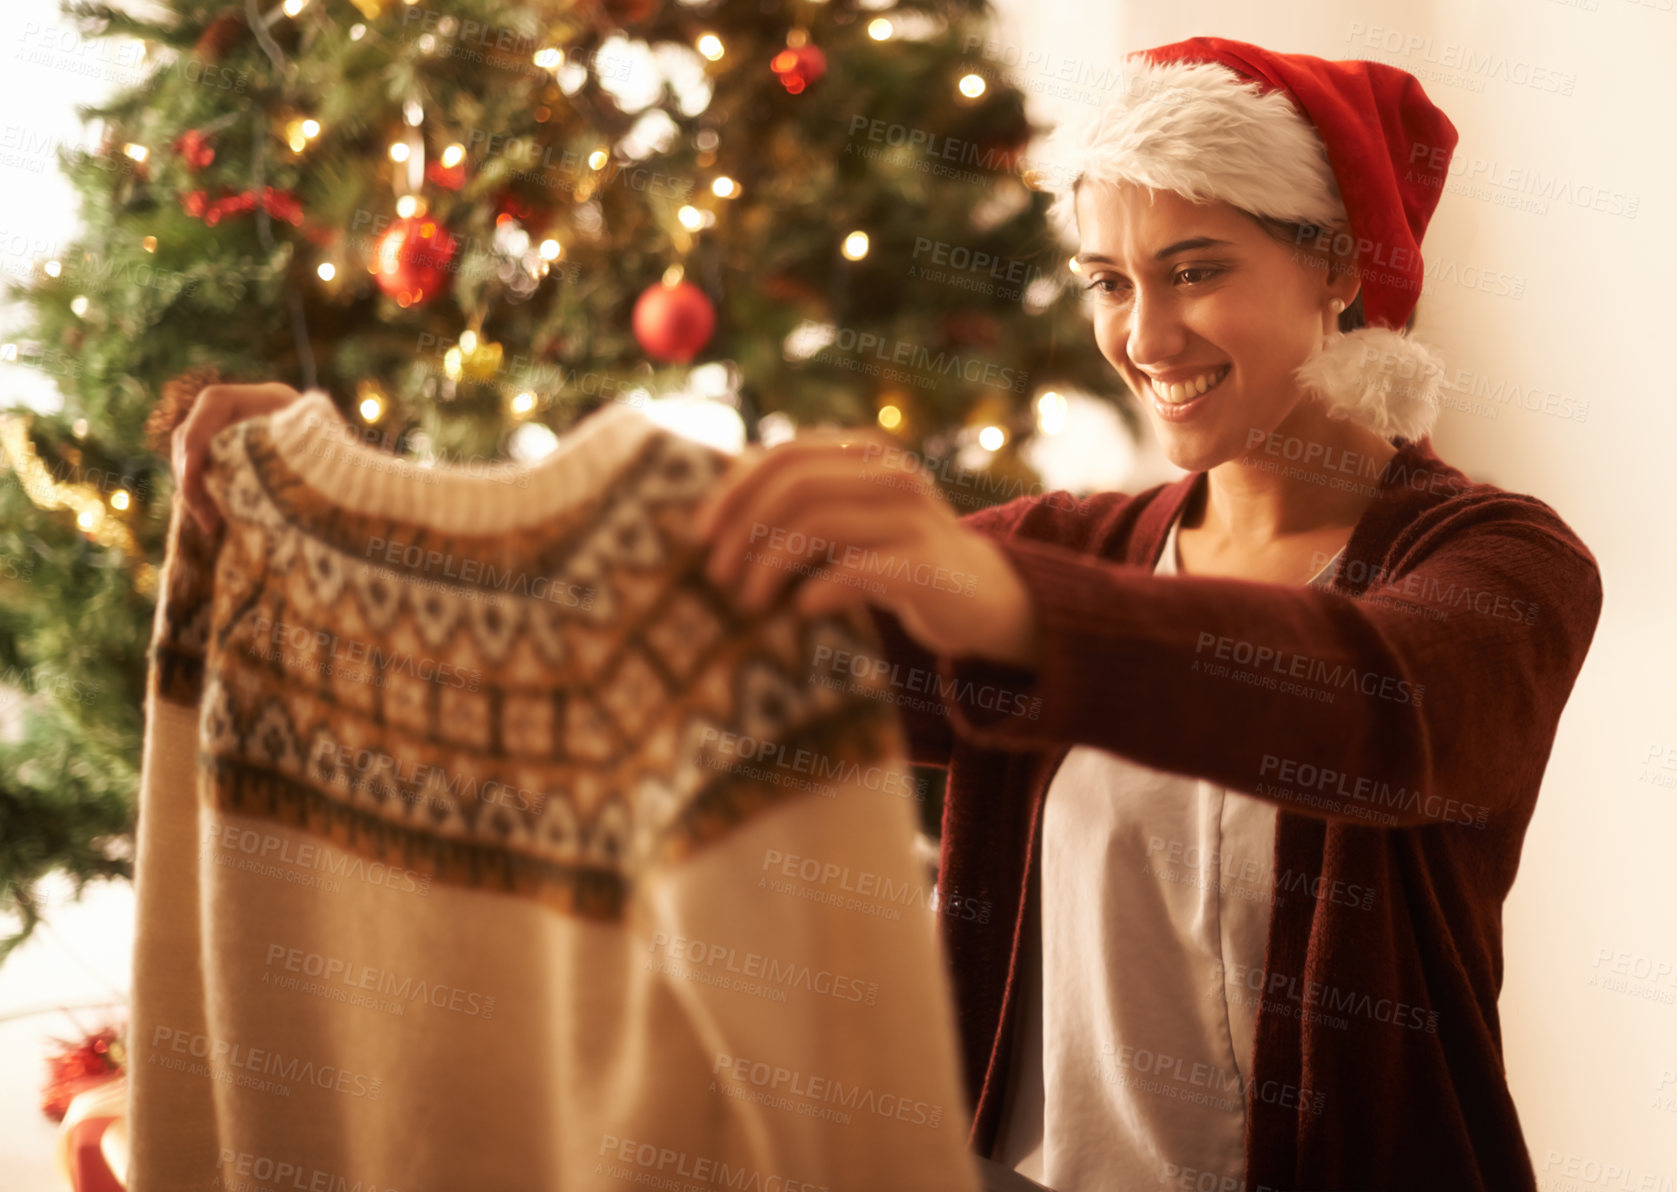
[539,239,562,260]
[697,34,724,61]
[511,391,536,415]
[1036,391,1068,435]
[110,490,130,511]
[77,510,96,530]
[460,329,479,353]
[711,176,737,198]
[959,73,987,98]
[70,296,90,317]
[301,119,321,139]
[978,425,1005,451]
[877,405,902,430]
[588,149,608,170]
[678,206,702,230]
[441,143,465,167]
[534,47,562,69]
[867,18,893,40]
[389,142,410,163]
[360,395,383,422]
[123,143,148,162]
[317,262,336,281]
[395,194,420,218]
[841,231,869,260]
[43,260,62,277]
[282,0,307,15]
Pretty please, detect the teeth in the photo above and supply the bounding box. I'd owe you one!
[1149,366,1227,404]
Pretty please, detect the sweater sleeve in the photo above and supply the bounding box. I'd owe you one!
[927,494,1603,828]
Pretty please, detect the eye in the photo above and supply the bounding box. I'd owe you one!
[1083,276,1132,304]
[1176,266,1223,285]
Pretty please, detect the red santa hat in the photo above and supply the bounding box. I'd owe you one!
[1042,36,1459,442]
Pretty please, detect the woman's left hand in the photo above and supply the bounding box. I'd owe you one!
[692,427,1039,669]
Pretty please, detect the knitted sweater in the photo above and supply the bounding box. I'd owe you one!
[870,437,1603,1191]
[129,391,982,1192]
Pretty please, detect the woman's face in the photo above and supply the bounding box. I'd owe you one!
[1074,179,1355,473]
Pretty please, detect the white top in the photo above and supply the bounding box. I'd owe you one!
[992,513,1342,1190]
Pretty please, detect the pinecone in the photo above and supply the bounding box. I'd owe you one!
[193,12,247,62]
[145,366,223,456]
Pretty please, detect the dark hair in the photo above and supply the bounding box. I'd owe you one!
[1245,213,1417,335]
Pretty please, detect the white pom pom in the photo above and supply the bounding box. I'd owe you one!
[1294,326,1445,442]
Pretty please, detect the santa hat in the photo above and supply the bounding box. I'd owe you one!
[1041,36,1459,442]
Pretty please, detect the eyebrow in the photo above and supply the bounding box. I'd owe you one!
[1077,237,1234,266]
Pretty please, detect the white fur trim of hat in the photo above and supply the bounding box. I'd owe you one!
[1038,57,1443,442]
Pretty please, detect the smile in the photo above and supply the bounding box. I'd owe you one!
[1147,364,1231,405]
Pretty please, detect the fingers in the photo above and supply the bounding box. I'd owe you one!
[691,426,899,543]
[704,452,913,594]
[174,383,301,533]
[729,504,918,614]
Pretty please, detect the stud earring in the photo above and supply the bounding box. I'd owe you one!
[1329,298,1346,315]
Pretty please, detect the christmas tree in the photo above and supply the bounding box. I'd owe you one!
[0,0,1127,960]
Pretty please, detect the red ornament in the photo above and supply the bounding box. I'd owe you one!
[633,280,715,363]
[41,1027,123,1124]
[770,44,826,95]
[174,129,215,170]
[371,216,459,307]
[426,158,467,191]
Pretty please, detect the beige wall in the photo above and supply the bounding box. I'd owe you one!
[992,0,1677,1181]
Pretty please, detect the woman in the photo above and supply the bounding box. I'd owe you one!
[174,38,1601,1191]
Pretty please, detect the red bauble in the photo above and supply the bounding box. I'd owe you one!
[633,281,715,364]
[770,44,826,95]
[41,1028,123,1124]
[174,129,215,170]
[426,158,467,191]
[371,216,458,307]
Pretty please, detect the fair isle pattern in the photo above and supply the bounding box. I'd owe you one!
[151,410,904,921]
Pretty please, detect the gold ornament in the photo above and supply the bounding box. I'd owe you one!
[444,331,505,382]
[0,414,141,561]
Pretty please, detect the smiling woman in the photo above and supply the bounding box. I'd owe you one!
[692,34,1603,1192]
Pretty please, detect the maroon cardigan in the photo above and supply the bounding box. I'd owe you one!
[870,436,1602,1191]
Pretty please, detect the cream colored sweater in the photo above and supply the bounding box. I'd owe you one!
[128,390,981,1192]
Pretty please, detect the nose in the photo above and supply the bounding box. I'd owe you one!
[1125,284,1188,373]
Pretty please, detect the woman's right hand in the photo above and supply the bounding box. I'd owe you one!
[171,383,304,533]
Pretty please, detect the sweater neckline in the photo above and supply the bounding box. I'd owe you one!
[1135,437,1443,583]
[264,390,662,535]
